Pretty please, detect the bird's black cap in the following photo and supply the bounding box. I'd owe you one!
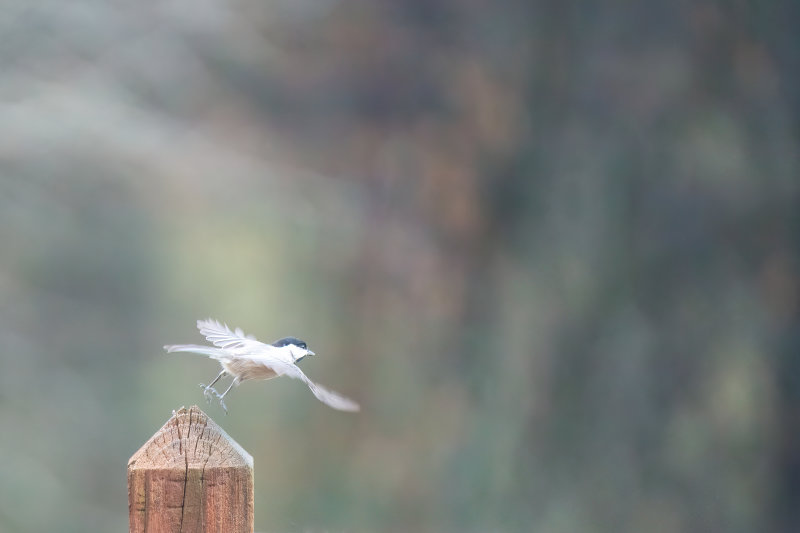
[272,336,308,349]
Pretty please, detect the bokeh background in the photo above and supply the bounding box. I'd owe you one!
[1,1,799,532]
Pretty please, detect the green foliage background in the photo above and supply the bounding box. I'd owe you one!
[1,1,799,532]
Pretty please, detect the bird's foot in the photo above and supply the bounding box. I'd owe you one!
[198,383,229,413]
[199,383,222,403]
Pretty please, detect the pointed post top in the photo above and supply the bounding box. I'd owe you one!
[128,405,252,471]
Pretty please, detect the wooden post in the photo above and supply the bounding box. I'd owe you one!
[128,406,254,533]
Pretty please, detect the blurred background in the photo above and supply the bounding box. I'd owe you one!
[1,1,799,532]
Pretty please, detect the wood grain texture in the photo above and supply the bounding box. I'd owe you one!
[128,406,254,533]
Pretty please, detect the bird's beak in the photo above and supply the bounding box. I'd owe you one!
[307,350,315,356]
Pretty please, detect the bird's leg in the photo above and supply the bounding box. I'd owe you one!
[199,370,227,402]
[217,378,239,415]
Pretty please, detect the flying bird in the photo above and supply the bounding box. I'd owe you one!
[164,319,360,413]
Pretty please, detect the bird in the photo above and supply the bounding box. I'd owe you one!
[164,319,360,413]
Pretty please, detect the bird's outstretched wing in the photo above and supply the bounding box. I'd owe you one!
[258,357,360,412]
[197,319,263,351]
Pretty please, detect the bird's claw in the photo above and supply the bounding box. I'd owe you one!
[198,383,227,413]
[199,383,220,403]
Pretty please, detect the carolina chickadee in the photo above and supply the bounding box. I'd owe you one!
[164,319,360,413]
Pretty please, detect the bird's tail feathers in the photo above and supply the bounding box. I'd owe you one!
[163,344,228,360]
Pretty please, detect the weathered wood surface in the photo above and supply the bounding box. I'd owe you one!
[128,406,254,533]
